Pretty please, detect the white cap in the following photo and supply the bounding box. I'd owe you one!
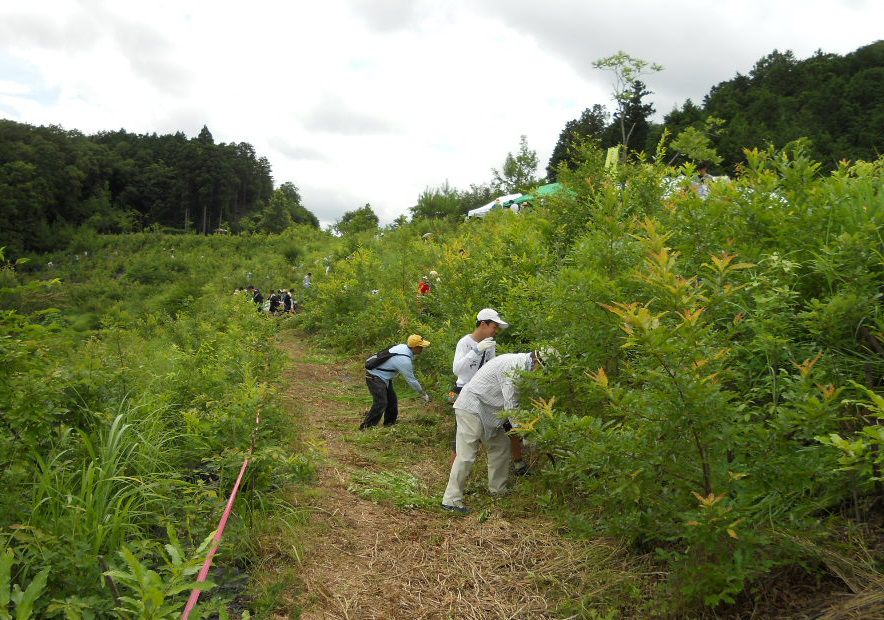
[477,308,509,329]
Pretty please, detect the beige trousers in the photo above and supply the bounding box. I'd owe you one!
[442,408,511,508]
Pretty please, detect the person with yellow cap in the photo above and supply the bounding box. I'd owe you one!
[360,334,432,430]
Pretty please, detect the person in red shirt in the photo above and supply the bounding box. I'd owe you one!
[417,276,431,295]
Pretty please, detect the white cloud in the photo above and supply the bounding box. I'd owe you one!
[267,137,329,162]
[303,93,402,135]
[0,81,31,97]
[1,0,881,225]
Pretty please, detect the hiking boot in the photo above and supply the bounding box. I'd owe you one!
[441,504,469,514]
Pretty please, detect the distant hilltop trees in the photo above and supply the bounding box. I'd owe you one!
[548,41,883,179]
[0,122,318,255]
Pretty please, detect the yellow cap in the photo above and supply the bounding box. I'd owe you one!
[407,334,431,348]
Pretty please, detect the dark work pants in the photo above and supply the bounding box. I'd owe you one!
[361,373,398,428]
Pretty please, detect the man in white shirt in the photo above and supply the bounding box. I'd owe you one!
[452,308,508,390]
[693,161,715,199]
[450,309,528,469]
[442,349,550,513]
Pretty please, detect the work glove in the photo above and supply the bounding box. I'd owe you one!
[421,391,431,404]
[477,337,496,353]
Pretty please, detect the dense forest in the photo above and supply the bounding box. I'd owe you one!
[0,122,319,255]
[548,40,883,178]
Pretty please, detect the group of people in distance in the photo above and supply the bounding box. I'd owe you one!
[360,308,554,514]
[236,285,297,315]
[233,273,315,315]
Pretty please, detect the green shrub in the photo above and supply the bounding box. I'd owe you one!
[296,144,883,609]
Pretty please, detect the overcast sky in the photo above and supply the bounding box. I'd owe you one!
[1,1,881,227]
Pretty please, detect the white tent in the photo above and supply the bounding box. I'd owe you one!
[466,193,522,218]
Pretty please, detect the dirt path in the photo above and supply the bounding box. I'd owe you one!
[270,332,632,620]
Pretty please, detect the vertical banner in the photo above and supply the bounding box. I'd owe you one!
[605,145,620,170]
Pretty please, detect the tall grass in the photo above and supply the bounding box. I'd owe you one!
[2,234,323,617]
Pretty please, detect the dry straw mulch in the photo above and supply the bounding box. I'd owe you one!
[296,485,634,620]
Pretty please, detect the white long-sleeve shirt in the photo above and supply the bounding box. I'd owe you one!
[453,353,533,440]
[452,334,496,387]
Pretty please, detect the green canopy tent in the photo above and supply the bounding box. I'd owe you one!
[510,182,564,205]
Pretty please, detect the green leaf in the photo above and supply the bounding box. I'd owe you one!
[860,426,884,442]
[9,585,22,608]
[164,544,183,568]
[0,549,13,611]
[165,580,216,596]
[14,568,49,620]
[848,380,884,413]
[117,547,146,587]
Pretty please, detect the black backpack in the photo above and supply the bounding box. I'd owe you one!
[365,346,407,371]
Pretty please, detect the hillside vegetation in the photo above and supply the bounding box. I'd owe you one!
[0,121,319,256]
[2,140,882,617]
[1,226,332,618]
[293,142,884,612]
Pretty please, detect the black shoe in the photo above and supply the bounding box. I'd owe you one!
[514,463,531,476]
[441,504,469,514]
